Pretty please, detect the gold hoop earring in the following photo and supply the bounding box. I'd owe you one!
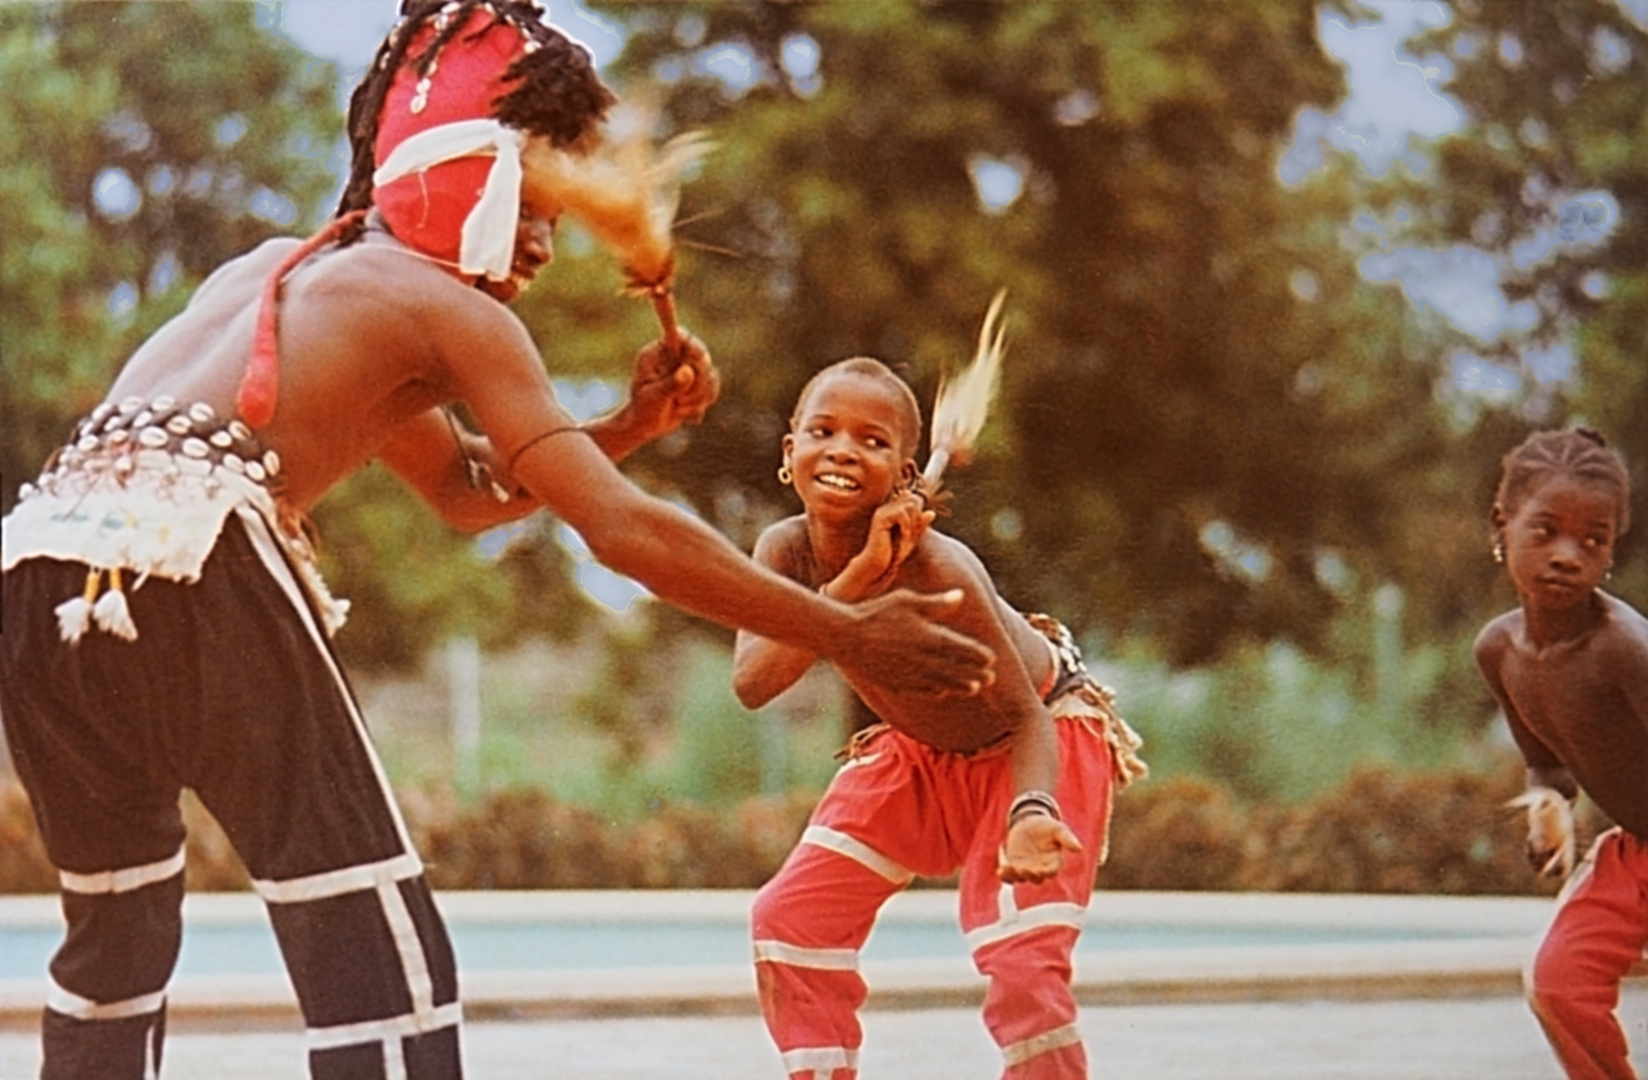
[777,465,793,485]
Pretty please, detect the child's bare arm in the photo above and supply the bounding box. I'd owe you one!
[733,521,821,709]
[997,700,1082,884]
[827,491,934,602]
[734,494,936,708]
[933,544,1082,882]
[1474,621,1580,876]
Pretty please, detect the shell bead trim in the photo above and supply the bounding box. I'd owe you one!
[45,398,285,494]
[24,398,293,645]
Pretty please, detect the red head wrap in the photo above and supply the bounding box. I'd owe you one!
[238,7,543,428]
[372,9,534,277]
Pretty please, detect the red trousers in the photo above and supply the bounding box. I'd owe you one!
[751,712,1115,1080]
[1527,827,1648,1080]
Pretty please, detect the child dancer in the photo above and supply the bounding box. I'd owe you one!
[1473,427,1647,1080]
[736,357,1145,1080]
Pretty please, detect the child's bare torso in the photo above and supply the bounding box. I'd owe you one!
[779,519,1053,753]
[1481,591,1648,838]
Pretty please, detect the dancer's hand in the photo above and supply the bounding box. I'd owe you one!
[830,588,995,697]
[628,330,720,437]
[997,815,1082,884]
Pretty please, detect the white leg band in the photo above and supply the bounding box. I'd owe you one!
[966,900,1086,953]
[252,852,424,904]
[59,848,185,895]
[306,1000,463,1052]
[800,825,913,885]
[781,1044,859,1077]
[1003,1021,1082,1066]
[47,979,166,1022]
[753,939,860,971]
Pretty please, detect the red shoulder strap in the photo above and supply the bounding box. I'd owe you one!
[236,210,369,428]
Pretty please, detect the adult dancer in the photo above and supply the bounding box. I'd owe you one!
[0,4,992,1076]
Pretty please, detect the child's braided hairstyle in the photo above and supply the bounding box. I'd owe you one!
[1495,427,1632,535]
[334,0,617,241]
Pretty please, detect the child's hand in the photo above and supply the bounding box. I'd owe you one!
[996,814,1083,884]
[1507,788,1576,879]
[837,492,933,597]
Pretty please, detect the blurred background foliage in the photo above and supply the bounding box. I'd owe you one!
[3,0,1647,878]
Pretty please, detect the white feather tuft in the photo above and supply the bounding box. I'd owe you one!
[1507,787,1576,879]
[521,107,712,297]
[55,569,102,644]
[92,584,138,641]
[55,597,94,644]
[924,289,1008,487]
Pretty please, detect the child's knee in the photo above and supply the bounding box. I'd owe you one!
[751,876,793,939]
[1525,943,1615,1017]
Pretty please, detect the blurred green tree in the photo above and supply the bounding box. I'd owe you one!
[0,2,338,515]
[595,0,1459,665]
[1399,0,1648,612]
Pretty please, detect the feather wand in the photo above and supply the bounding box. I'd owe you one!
[521,113,713,351]
[923,290,1008,489]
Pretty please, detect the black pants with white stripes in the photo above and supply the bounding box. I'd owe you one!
[1,514,462,1079]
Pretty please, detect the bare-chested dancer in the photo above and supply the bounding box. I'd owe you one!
[0,5,991,1077]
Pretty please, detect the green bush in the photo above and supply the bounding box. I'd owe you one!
[0,759,1599,896]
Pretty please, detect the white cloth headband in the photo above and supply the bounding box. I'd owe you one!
[373,118,525,281]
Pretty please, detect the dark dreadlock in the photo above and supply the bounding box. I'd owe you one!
[334,0,618,242]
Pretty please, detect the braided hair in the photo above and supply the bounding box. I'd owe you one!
[1495,427,1632,536]
[334,0,617,238]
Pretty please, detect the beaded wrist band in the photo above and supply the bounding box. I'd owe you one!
[1007,790,1062,828]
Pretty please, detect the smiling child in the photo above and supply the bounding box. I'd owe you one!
[735,356,1146,1080]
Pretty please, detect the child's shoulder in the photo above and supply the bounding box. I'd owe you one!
[751,513,811,563]
[901,528,993,589]
[1473,608,1522,660]
[1596,592,1648,664]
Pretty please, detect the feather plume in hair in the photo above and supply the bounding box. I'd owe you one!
[521,105,712,347]
[923,289,1008,488]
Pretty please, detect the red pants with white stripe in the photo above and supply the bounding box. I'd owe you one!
[751,712,1115,1080]
[1527,827,1648,1080]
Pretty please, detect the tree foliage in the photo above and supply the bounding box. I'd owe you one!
[11,0,1643,679]
[1401,0,1648,607]
[596,0,1456,664]
[0,2,339,513]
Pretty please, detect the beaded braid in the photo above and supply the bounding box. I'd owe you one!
[333,0,617,244]
[1495,427,1633,535]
